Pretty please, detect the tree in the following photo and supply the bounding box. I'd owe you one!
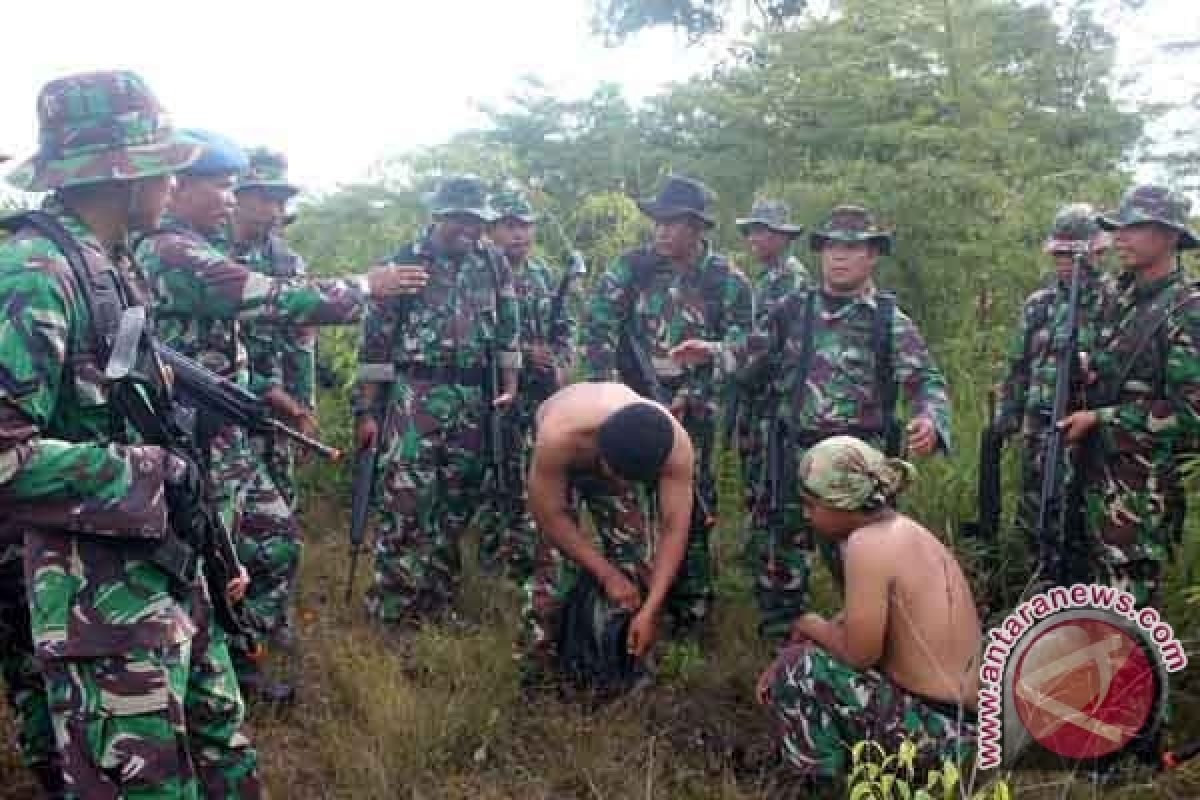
[590,0,807,44]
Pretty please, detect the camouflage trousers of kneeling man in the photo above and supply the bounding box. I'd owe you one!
[43,614,261,799]
[764,641,976,782]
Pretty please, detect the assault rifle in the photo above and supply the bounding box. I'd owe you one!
[346,397,393,602]
[152,342,341,462]
[615,321,714,529]
[764,416,786,575]
[1033,247,1087,586]
[527,251,587,402]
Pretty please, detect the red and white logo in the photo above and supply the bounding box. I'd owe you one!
[1012,617,1158,760]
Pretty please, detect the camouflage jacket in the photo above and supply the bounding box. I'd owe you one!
[0,200,196,659]
[997,268,1115,440]
[752,255,810,325]
[514,256,576,410]
[136,214,370,387]
[738,285,952,449]
[356,228,521,390]
[1084,268,1200,553]
[583,243,753,424]
[235,231,318,409]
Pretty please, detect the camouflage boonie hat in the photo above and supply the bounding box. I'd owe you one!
[809,205,894,256]
[490,183,537,223]
[427,174,497,222]
[235,146,300,198]
[7,70,200,192]
[736,199,803,236]
[1044,202,1108,254]
[797,435,916,512]
[1097,185,1198,251]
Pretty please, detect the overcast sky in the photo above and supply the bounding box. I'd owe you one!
[0,0,720,192]
[0,0,1194,193]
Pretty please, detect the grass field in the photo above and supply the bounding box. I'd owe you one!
[1,498,1198,799]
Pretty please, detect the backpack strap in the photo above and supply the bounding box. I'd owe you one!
[1,211,129,363]
[1096,280,1199,406]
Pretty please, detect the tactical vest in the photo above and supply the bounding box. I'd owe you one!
[0,211,134,439]
[775,287,899,454]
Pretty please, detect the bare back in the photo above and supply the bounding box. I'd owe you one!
[844,514,981,708]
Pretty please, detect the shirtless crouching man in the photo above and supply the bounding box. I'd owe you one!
[521,382,696,676]
[759,436,980,787]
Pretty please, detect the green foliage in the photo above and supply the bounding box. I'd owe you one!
[847,738,1012,800]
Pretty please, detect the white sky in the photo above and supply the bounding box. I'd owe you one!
[0,0,1194,193]
[0,0,719,192]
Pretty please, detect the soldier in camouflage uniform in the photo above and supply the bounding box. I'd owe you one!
[0,70,261,799]
[353,176,521,628]
[475,186,576,583]
[995,204,1113,569]
[758,436,979,789]
[1059,185,1200,608]
[728,200,809,514]
[703,206,951,642]
[233,147,316,512]
[0,149,62,799]
[135,130,418,701]
[584,175,752,633]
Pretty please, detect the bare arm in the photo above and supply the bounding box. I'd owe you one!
[626,419,695,657]
[794,533,890,668]
[643,425,695,616]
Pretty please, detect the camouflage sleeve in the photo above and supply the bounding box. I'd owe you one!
[996,301,1034,432]
[1094,298,1200,447]
[138,232,370,326]
[493,252,522,371]
[582,255,634,380]
[893,311,952,452]
[0,267,167,537]
[716,267,754,378]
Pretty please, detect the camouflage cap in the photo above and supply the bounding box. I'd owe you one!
[809,205,894,256]
[7,70,200,192]
[427,174,497,222]
[797,435,916,512]
[1097,185,1198,251]
[1044,202,1108,254]
[235,146,300,197]
[736,199,803,237]
[490,183,537,223]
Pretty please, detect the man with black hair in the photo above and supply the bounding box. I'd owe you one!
[520,382,696,678]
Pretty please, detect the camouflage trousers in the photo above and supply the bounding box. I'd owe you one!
[366,381,488,625]
[671,415,717,628]
[520,474,649,669]
[0,551,60,793]
[209,426,301,660]
[43,612,260,799]
[764,641,977,781]
[474,407,537,585]
[251,433,298,512]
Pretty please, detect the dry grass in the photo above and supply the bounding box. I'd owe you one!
[2,499,1198,799]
